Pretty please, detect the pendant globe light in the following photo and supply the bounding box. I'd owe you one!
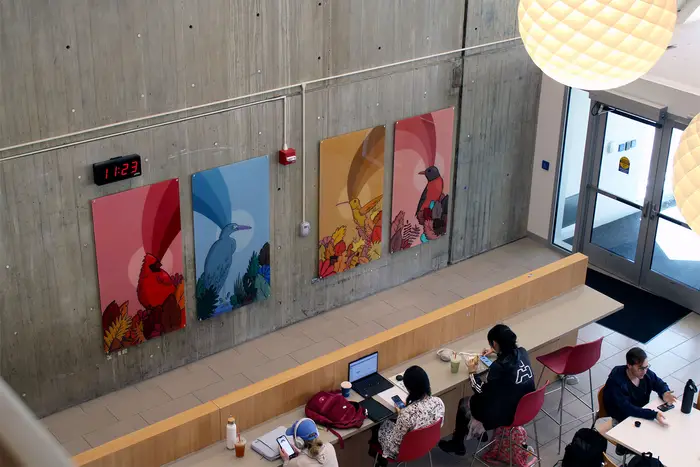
[518,0,677,90]
[673,114,700,235]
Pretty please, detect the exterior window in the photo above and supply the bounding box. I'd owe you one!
[552,88,590,250]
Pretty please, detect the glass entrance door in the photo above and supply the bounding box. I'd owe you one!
[640,123,700,312]
[579,102,700,312]
[581,111,662,284]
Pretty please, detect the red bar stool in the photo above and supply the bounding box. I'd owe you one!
[471,382,549,467]
[536,337,603,454]
[373,419,442,466]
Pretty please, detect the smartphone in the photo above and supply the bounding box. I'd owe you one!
[479,355,493,368]
[657,402,674,412]
[391,395,406,409]
[276,435,297,459]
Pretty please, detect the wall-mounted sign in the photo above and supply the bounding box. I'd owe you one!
[618,156,630,174]
[93,154,142,186]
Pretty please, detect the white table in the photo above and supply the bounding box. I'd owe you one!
[605,398,700,467]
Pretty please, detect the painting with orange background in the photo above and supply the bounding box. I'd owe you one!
[390,108,454,253]
[318,126,385,278]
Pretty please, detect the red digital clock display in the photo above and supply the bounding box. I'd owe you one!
[93,155,142,186]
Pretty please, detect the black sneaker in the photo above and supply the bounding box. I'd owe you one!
[438,439,466,456]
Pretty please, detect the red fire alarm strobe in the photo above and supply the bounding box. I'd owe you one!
[279,147,297,165]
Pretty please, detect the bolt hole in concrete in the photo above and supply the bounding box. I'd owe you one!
[65,45,70,49]
[189,25,193,29]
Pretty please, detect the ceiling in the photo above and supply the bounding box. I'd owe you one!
[644,1,700,95]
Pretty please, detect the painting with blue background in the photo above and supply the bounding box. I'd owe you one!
[192,155,271,320]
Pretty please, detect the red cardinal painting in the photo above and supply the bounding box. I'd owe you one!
[137,253,176,309]
[92,178,186,354]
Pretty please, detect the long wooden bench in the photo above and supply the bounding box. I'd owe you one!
[74,253,592,467]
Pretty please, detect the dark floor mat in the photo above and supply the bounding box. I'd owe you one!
[587,268,691,343]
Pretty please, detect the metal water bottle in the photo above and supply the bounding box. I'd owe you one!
[681,379,697,414]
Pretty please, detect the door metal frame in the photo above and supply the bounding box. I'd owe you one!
[579,105,666,284]
[568,92,700,312]
[638,118,700,312]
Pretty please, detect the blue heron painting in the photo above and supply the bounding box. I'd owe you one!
[192,155,271,320]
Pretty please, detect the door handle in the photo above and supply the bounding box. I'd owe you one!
[642,201,650,218]
[650,204,659,220]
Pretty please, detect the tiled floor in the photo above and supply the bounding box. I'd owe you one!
[41,238,563,455]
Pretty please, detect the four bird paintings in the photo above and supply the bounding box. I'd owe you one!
[390,107,455,253]
[318,126,385,278]
[92,179,186,354]
[192,155,271,321]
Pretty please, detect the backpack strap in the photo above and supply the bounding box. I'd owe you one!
[326,427,344,449]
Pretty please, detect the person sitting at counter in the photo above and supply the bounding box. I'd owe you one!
[280,418,338,467]
[369,365,445,466]
[601,347,676,430]
[439,324,535,456]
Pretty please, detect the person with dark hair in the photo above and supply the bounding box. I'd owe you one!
[601,347,676,432]
[369,365,445,466]
[439,324,535,456]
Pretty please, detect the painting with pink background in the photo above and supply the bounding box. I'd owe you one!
[390,107,455,253]
[92,179,186,353]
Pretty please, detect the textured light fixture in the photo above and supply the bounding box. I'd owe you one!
[518,0,677,90]
[673,114,700,235]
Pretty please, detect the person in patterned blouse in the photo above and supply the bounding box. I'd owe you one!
[368,365,445,466]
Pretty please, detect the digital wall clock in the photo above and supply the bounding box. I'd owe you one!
[93,154,142,186]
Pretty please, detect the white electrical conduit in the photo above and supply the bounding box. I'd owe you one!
[0,37,520,162]
[0,96,286,163]
[0,377,74,467]
[301,82,307,224]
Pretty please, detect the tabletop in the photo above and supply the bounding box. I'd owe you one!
[605,398,700,467]
[166,285,622,467]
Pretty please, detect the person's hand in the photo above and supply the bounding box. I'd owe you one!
[656,412,668,426]
[481,348,494,356]
[394,404,402,414]
[279,445,290,461]
[662,391,677,404]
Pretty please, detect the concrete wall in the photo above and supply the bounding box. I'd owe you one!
[0,0,542,417]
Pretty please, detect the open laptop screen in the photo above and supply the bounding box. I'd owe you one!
[349,352,378,383]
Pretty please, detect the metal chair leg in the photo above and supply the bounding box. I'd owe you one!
[536,366,546,388]
[557,376,565,454]
[373,452,379,467]
[509,427,514,467]
[533,418,541,467]
[470,436,482,467]
[429,450,433,467]
[588,368,595,424]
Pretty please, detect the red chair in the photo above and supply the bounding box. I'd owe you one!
[373,419,442,466]
[471,382,549,467]
[536,337,603,454]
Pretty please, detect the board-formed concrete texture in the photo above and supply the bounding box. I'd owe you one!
[0,0,540,417]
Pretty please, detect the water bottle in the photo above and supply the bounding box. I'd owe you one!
[681,379,697,414]
[226,416,237,450]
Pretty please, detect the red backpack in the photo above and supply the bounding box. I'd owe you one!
[305,390,366,448]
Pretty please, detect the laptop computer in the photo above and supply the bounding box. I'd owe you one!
[359,397,394,423]
[348,352,394,398]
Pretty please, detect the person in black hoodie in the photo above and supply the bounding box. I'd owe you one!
[601,347,676,430]
[438,324,535,456]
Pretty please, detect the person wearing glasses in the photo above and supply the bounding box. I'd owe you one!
[601,347,677,432]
